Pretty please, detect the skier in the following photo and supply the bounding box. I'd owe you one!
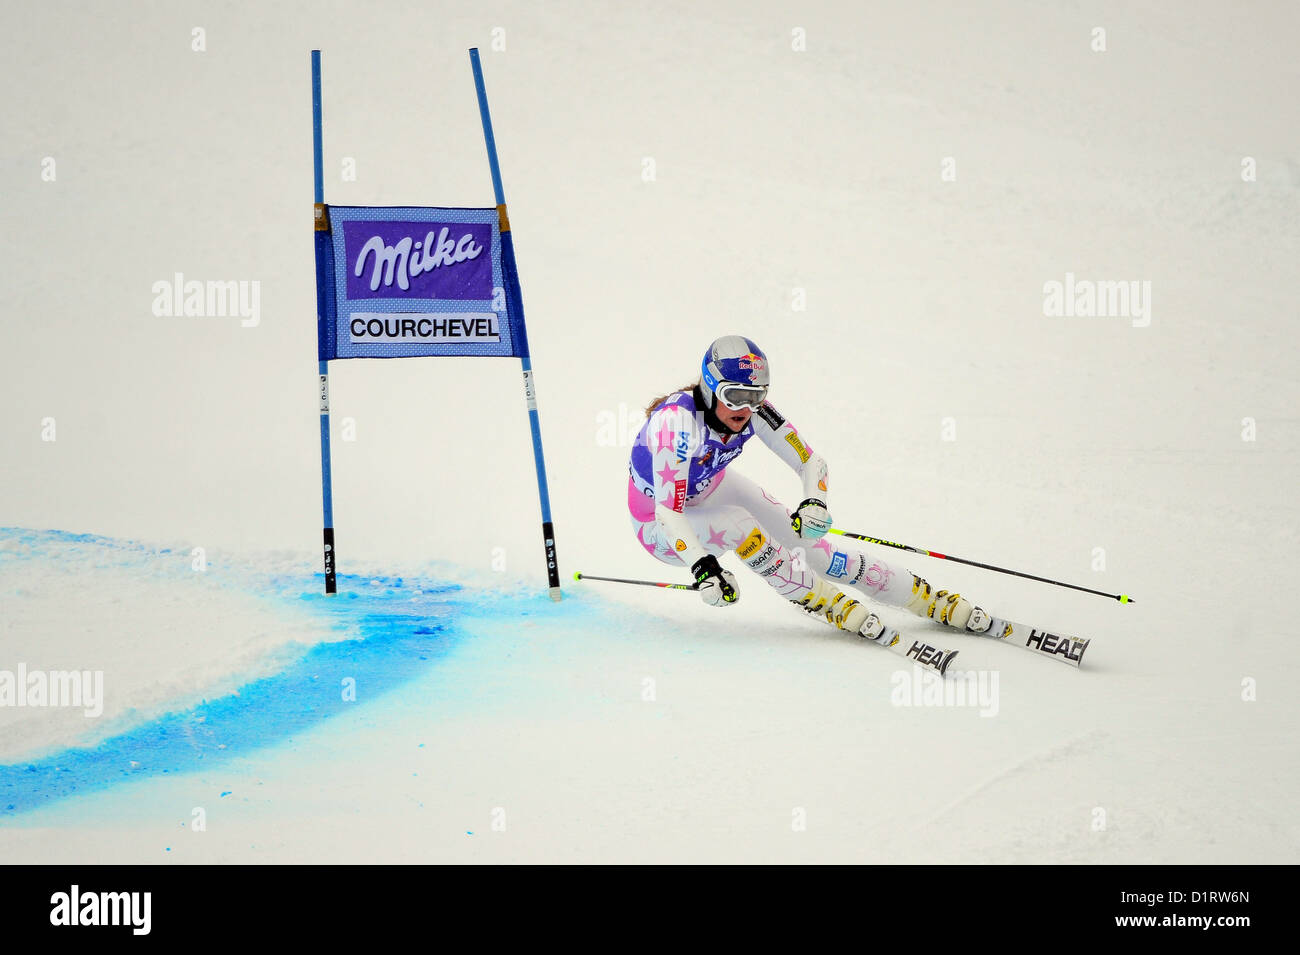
[628,335,995,645]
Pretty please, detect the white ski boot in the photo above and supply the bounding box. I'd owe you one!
[964,605,1017,640]
[793,576,959,674]
[965,605,994,633]
[903,574,981,630]
[792,577,894,643]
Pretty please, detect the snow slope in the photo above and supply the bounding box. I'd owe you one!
[0,0,1296,862]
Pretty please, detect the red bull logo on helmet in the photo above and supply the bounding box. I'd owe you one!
[737,352,767,382]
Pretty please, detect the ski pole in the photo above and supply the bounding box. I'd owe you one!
[573,571,698,591]
[827,528,1134,603]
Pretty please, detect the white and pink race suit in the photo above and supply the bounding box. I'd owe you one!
[627,389,918,608]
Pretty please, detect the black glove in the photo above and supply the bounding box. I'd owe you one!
[691,554,739,606]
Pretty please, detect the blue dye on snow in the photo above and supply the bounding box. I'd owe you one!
[0,528,469,818]
[0,611,456,817]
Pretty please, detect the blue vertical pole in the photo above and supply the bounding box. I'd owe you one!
[312,50,337,594]
[469,48,561,601]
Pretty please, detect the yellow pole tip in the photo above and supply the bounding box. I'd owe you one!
[572,572,581,581]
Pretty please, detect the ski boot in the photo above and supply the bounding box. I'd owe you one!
[964,605,1016,640]
[905,574,1002,635]
[794,577,959,674]
[793,577,896,644]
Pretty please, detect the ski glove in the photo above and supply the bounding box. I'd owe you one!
[692,554,739,606]
[791,498,832,541]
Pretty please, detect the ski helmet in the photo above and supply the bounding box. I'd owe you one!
[700,335,770,411]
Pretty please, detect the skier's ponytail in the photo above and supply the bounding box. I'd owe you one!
[644,383,701,418]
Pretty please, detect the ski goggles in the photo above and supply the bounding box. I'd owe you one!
[715,381,768,411]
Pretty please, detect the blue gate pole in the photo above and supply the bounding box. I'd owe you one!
[312,50,337,594]
[469,48,561,601]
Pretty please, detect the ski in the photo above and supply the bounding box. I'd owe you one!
[967,611,1091,667]
[861,614,959,676]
